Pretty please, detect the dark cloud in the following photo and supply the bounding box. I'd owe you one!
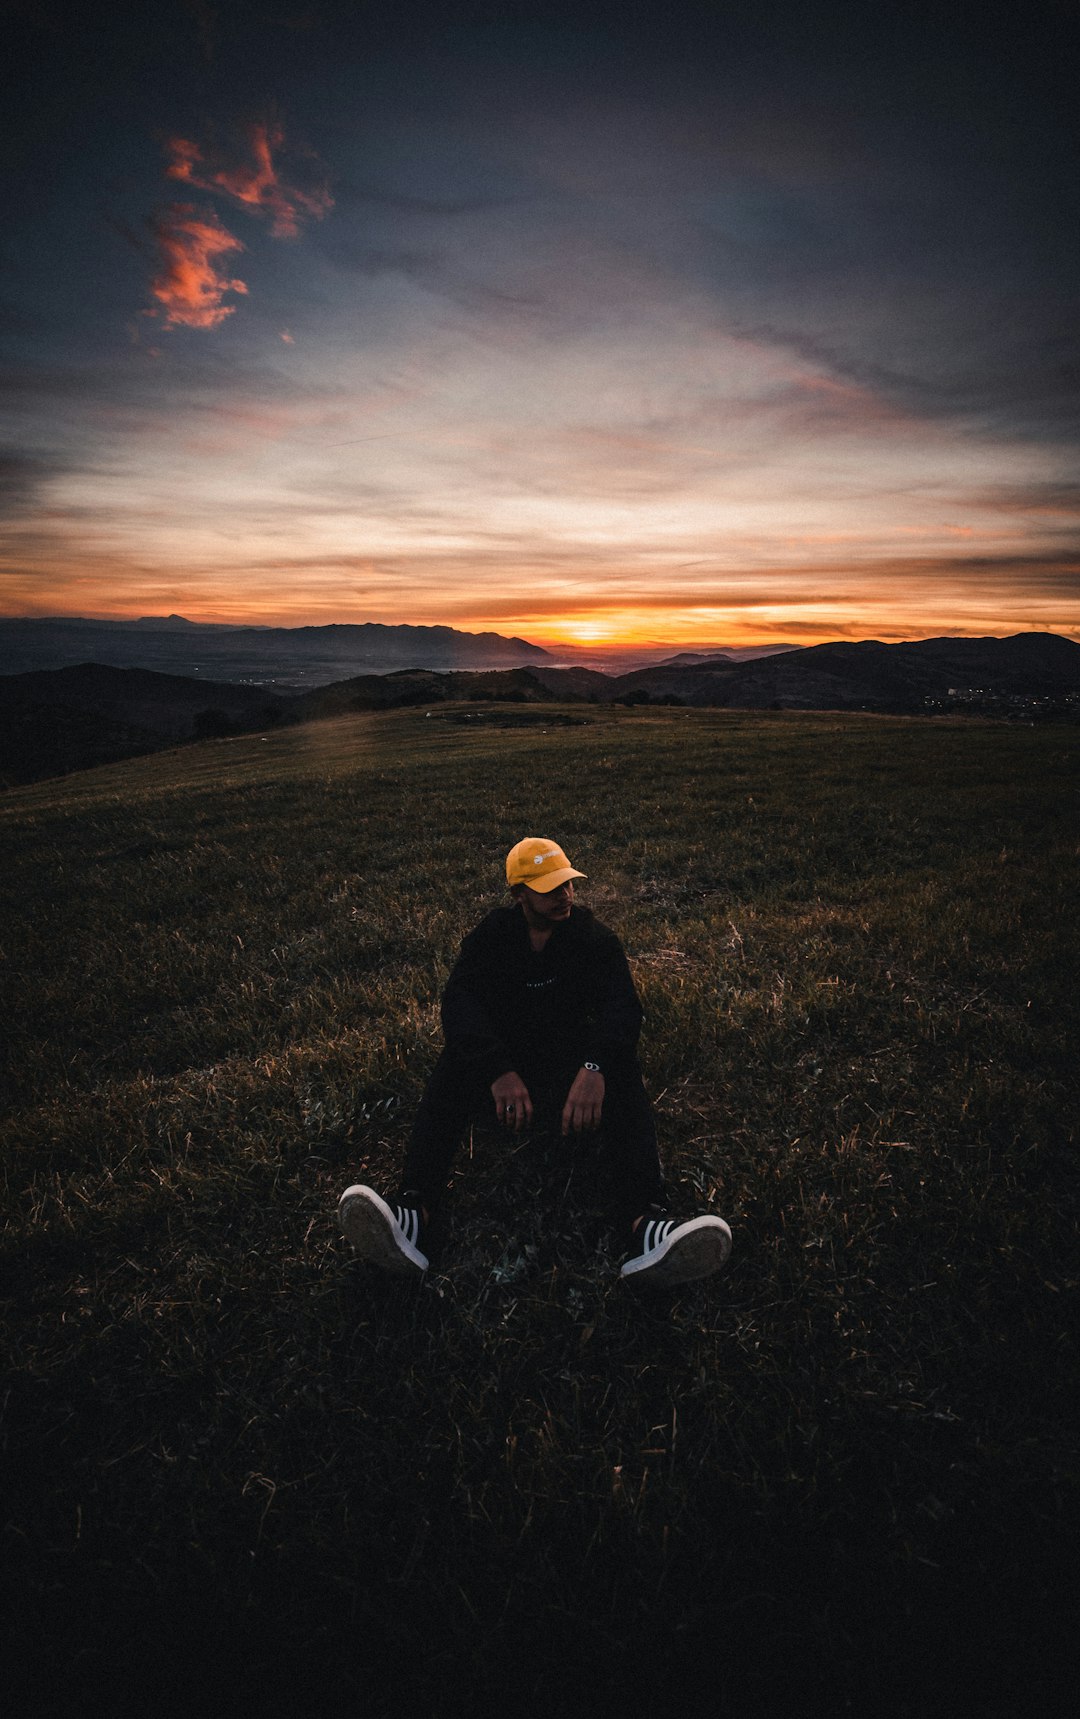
[322,234,543,321]
[727,315,1080,442]
[334,183,528,218]
[0,450,64,516]
[963,482,1080,519]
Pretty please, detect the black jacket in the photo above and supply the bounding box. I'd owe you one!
[440,904,643,1084]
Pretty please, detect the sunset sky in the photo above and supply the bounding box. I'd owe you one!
[3,0,1078,649]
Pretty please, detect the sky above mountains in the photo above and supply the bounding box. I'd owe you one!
[3,0,1078,647]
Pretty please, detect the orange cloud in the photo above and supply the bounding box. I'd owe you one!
[165,123,332,238]
[148,205,247,329]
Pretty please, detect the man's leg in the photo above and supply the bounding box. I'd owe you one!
[579,1053,733,1283]
[525,1047,665,1231]
[339,1052,492,1274]
[399,1050,493,1214]
[593,1052,666,1236]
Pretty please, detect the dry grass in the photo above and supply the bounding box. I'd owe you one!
[1,707,1077,1717]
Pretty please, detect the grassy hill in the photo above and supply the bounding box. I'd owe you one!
[0,662,295,786]
[2,706,1077,1716]
[5,635,1077,788]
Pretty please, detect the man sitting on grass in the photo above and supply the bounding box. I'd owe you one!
[338,837,732,1285]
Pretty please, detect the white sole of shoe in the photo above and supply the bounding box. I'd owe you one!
[620,1215,732,1284]
[338,1185,429,1276]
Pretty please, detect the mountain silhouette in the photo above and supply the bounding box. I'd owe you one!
[0,617,551,684]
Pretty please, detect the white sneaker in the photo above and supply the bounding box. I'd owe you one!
[338,1185,429,1277]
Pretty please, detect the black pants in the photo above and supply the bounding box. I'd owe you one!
[401,1047,665,1231]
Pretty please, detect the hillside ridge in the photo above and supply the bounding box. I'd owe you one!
[1,633,1077,786]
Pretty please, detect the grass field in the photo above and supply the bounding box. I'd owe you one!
[2,706,1077,1717]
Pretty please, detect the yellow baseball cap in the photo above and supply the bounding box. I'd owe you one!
[505,837,586,893]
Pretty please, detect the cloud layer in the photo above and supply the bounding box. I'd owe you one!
[2,2,1077,642]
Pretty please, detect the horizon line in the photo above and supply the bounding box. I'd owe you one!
[2,612,1076,652]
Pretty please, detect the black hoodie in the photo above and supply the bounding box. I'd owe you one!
[440,904,643,1085]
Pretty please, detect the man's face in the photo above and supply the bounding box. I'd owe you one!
[518,879,574,928]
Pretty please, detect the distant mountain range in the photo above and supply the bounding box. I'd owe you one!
[614,633,1080,709]
[653,646,796,666]
[1,632,1077,787]
[0,616,551,684]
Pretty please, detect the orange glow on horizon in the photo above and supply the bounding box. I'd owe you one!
[5,584,1077,650]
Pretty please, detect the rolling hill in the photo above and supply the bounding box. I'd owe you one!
[614,633,1080,710]
[2,634,1077,785]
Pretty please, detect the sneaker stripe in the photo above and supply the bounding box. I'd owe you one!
[621,1212,732,1284]
[339,1186,428,1276]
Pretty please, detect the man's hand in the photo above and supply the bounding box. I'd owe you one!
[491,1071,533,1131]
[561,1065,605,1136]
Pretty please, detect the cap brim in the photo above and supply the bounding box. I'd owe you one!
[528,866,586,893]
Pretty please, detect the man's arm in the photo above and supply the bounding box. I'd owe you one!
[442,918,534,1125]
[440,919,516,1082]
[581,931,643,1070]
[560,1064,604,1135]
[561,923,642,1133]
[492,1069,534,1130]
